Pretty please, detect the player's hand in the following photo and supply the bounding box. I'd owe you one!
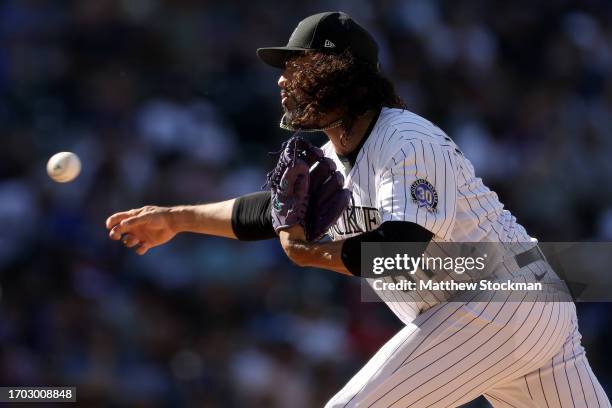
[106,206,178,255]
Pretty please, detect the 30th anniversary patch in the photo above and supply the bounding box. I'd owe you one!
[410,179,438,213]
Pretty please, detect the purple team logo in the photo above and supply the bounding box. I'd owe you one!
[410,178,438,213]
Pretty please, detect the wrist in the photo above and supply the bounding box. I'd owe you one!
[282,224,307,241]
[168,205,193,234]
[279,228,311,267]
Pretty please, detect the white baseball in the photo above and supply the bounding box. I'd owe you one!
[47,152,82,183]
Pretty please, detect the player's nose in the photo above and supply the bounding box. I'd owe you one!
[278,74,288,89]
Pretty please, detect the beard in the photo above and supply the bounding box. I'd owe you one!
[280,94,342,132]
[281,93,311,129]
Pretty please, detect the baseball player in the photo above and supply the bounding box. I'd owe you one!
[106,12,610,407]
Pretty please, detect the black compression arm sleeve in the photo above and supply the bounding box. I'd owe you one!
[231,191,276,241]
[341,221,434,276]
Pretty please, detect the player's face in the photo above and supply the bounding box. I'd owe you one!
[277,53,332,129]
[278,69,299,112]
[278,56,306,121]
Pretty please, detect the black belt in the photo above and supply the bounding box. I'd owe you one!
[514,245,546,268]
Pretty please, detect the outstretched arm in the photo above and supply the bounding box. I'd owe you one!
[106,192,276,255]
[106,200,237,255]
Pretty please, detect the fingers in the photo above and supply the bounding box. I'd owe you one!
[119,234,151,255]
[106,208,142,230]
[121,234,140,248]
[135,244,149,256]
[121,213,150,228]
[106,207,154,256]
[109,223,125,240]
[108,214,149,240]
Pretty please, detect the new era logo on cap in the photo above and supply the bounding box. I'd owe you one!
[324,39,335,48]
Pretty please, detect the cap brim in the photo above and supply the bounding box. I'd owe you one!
[256,47,309,69]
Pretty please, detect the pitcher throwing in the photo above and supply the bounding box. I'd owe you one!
[106,12,609,407]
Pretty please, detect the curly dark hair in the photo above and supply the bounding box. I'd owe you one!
[284,50,406,137]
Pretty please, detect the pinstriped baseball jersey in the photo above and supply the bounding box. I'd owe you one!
[323,106,531,244]
[319,107,610,407]
[322,107,535,321]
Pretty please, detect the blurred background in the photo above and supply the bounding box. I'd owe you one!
[0,0,611,406]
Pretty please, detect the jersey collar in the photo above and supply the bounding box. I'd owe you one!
[337,108,382,171]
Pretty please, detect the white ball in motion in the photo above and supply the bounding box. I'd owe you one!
[47,152,82,183]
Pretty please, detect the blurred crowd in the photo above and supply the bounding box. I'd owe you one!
[0,0,611,406]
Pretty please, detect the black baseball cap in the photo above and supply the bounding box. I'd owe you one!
[257,11,379,69]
